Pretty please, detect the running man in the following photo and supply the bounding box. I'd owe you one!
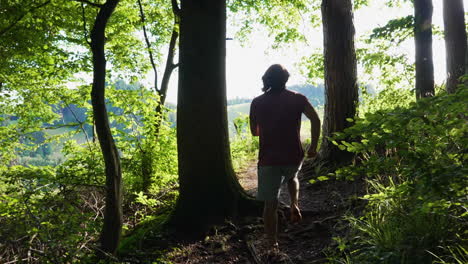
[249,64,321,250]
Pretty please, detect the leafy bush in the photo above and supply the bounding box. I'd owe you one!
[107,86,178,194]
[359,85,414,115]
[329,87,467,263]
[0,166,103,263]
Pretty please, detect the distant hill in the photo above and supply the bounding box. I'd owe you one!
[227,97,251,106]
[226,84,324,107]
[288,84,324,107]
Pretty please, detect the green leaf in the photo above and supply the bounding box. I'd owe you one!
[317,176,329,181]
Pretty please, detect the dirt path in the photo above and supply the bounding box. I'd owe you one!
[165,161,365,264]
[236,161,258,196]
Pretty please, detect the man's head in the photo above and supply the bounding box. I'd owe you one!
[262,64,289,93]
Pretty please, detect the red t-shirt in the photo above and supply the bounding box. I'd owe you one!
[249,89,311,166]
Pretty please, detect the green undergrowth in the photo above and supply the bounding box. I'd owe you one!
[118,211,172,256]
[117,115,259,262]
[114,116,259,263]
[0,86,181,263]
[230,115,259,172]
[325,86,467,264]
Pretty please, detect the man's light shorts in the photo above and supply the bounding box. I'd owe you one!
[257,165,300,201]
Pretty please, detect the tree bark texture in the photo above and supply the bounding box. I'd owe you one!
[414,0,435,98]
[173,0,255,231]
[319,0,358,163]
[443,0,467,93]
[89,0,122,256]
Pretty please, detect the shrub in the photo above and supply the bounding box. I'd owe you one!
[329,87,467,263]
[0,166,103,263]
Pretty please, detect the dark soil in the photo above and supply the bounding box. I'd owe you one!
[121,161,366,264]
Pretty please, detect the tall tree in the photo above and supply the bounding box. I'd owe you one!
[88,0,122,256]
[443,0,467,93]
[172,0,254,230]
[414,0,434,98]
[318,0,358,163]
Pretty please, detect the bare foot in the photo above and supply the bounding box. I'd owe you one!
[290,205,302,223]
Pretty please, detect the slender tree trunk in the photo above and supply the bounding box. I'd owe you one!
[89,0,122,256]
[414,0,434,98]
[154,27,178,134]
[137,0,158,91]
[137,0,179,193]
[318,0,358,164]
[443,0,467,93]
[159,28,178,107]
[172,0,256,231]
[158,0,180,108]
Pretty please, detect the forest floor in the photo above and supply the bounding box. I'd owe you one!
[121,161,366,264]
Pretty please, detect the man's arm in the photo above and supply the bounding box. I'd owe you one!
[303,101,321,158]
[249,101,259,136]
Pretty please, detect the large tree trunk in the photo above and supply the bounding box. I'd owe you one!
[414,0,434,98]
[318,0,358,164]
[443,0,467,93]
[89,0,122,256]
[172,0,255,231]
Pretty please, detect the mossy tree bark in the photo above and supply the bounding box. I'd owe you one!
[318,0,358,164]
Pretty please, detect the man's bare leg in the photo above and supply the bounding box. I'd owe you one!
[288,177,302,223]
[263,200,279,248]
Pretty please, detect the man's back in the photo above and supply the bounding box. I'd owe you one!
[250,89,309,166]
[250,64,320,251]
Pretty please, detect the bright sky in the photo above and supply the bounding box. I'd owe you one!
[158,0,467,104]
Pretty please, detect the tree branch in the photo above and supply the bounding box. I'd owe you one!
[0,0,51,37]
[159,28,178,104]
[158,0,180,102]
[81,2,92,46]
[64,102,93,152]
[153,24,178,136]
[73,0,104,8]
[137,0,158,92]
[171,0,181,18]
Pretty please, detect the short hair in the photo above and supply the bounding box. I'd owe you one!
[262,64,290,92]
